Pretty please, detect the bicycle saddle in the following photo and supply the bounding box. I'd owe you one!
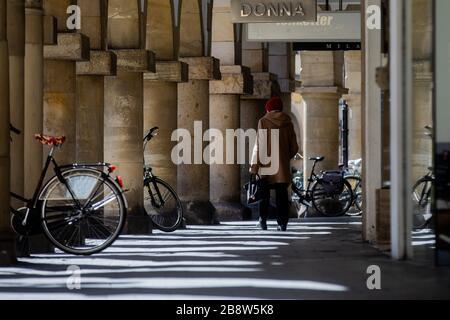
[309,156,325,162]
[35,134,66,146]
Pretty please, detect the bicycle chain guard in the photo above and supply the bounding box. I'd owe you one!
[11,207,44,236]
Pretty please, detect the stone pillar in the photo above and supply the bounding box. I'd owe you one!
[24,0,43,198]
[268,43,298,161]
[43,33,89,165]
[144,62,188,190]
[75,0,114,163]
[376,66,390,184]
[7,0,25,203]
[144,1,186,192]
[412,0,433,183]
[362,0,383,243]
[411,62,433,182]
[177,57,221,224]
[43,0,90,165]
[76,52,116,162]
[210,66,253,220]
[298,51,348,177]
[0,0,16,264]
[105,1,156,234]
[343,51,362,161]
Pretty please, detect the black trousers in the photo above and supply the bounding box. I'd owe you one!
[259,183,290,227]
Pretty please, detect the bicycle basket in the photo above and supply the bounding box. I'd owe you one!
[321,171,345,195]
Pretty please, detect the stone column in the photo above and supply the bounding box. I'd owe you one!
[144,1,187,192]
[268,43,298,161]
[412,0,433,183]
[76,52,116,162]
[343,51,362,161]
[24,0,44,198]
[43,33,89,165]
[7,0,25,203]
[144,62,188,190]
[177,57,221,224]
[210,66,253,220]
[75,0,114,163]
[105,1,156,234]
[43,0,90,165]
[298,51,348,177]
[411,62,433,182]
[0,0,16,264]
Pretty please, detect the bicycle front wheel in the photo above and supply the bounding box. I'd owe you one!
[144,177,183,232]
[40,168,126,255]
[345,176,363,216]
[311,180,353,217]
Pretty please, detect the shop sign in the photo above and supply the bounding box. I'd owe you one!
[231,0,318,23]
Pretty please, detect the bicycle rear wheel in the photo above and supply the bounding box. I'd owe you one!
[412,177,433,229]
[40,168,126,255]
[311,180,353,217]
[144,177,183,232]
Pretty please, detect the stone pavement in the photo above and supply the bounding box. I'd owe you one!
[0,218,449,300]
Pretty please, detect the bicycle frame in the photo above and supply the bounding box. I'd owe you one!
[143,130,167,209]
[10,145,118,228]
[293,160,321,207]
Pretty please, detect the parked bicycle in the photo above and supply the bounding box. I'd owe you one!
[143,127,184,232]
[292,155,354,217]
[343,159,363,216]
[9,126,127,255]
[412,126,434,229]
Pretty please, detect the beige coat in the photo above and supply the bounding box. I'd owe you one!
[250,111,299,184]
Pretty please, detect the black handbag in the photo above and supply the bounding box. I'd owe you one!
[244,174,268,205]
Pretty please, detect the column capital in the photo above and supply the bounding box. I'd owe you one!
[76,51,117,76]
[144,61,189,83]
[278,79,297,94]
[44,33,90,61]
[25,0,42,9]
[242,72,278,100]
[210,65,253,95]
[179,57,221,81]
[296,86,349,98]
[112,49,156,73]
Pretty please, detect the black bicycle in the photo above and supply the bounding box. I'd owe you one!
[343,160,363,216]
[412,166,434,229]
[292,155,354,217]
[143,127,183,232]
[412,126,435,229]
[10,126,127,255]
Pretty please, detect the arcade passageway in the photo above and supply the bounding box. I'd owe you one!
[0,218,448,299]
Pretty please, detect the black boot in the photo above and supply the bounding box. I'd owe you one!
[257,218,268,231]
[277,224,287,232]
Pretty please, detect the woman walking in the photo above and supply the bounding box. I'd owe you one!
[250,96,299,231]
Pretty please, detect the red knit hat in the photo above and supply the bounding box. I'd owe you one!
[265,96,284,113]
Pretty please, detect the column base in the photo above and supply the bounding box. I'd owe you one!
[0,232,17,265]
[27,234,55,255]
[125,212,153,235]
[16,235,55,257]
[213,202,247,222]
[183,201,218,225]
